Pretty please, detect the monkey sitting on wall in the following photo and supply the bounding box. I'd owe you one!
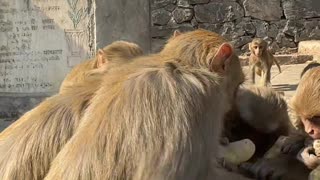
[249,38,281,87]
[44,29,246,180]
[0,41,142,180]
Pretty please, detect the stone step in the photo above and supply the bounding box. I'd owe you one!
[298,40,320,55]
[239,54,313,66]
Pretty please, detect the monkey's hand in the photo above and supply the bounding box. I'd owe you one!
[239,160,286,180]
[220,137,230,145]
[298,146,320,169]
[281,137,305,156]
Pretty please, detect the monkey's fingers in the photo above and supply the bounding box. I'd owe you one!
[220,137,230,145]
[281,141,304,155]
[239,162,256,178]
[240,160,285,180]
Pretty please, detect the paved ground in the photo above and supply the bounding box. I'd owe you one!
[242,63,307,100]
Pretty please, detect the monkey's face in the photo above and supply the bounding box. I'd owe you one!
[251,43,265,57]
[301,116,320,139]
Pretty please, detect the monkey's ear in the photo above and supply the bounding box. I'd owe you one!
[97,49,108,68]
[248,43,253,51]
[173,30,182,37]
[210,43,233,74]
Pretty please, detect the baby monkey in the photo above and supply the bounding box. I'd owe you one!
[249,38,281,87]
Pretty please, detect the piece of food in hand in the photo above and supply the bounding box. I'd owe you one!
[218,139,256,165]
[313,139,320,157]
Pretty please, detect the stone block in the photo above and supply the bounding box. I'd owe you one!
[172,8,194,23]
[283,0,320,20]
[151,0,177,9]
[298,40,320,55]
[189,0,209,4]
[152,9,171,25]
[243,0,282,21]
[194,2,244,23]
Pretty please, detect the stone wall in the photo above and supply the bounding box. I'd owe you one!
[96,0,151,52]
[0,0,95,131]
[151,0,320,54]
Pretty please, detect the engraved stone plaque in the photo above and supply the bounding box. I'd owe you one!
[0,0,95,93]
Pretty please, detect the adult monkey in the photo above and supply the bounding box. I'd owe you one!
[0,41,142,180]
[44,29,245,180]
[249,38,281,87]
[60,41,143,93]
[239,66,320,180]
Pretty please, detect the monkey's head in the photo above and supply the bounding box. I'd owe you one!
[291,67,320,139]
[300,62,320,78]
[96,41,144,69]
[161,29,245,108]
[249,38,267,57]
[237,85,289,134]
[60,41,143,93]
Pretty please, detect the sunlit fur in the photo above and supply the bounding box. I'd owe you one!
[59,41,143,93]
[291,67,320,123]
[0,41,141,180]
[300,62,320,78]
[45,29,244,180]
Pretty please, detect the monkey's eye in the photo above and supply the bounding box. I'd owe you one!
[310,116,320,124]
[253,46,258,49]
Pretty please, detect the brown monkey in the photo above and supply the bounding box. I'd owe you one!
[0,41,141,180]
[249,38,281,87]
[44,29,245,180]
[224,85,290,160]
[59,40,143,93]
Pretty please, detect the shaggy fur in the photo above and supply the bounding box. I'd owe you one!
[45,29,244,180]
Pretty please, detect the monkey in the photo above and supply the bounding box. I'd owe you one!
[249,38,281,87]
[300,62,320,78]
[0,41,142,180]
[223,85,290,161]
[59,40,143,93]
[221,86,311,180]
[291,67,320,170]
[240,67,320,180]
[44,29,245,180]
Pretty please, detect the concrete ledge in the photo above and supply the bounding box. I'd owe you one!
[239,54,313,66]
[298,40,320,55]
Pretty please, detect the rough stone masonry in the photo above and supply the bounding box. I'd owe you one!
[151,0,320,54]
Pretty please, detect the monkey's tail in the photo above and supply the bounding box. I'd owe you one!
[274,58,281,73]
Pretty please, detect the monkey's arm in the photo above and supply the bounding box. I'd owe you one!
[249,64,256,84]
[240,155,310,180]
[261,63,271,87]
